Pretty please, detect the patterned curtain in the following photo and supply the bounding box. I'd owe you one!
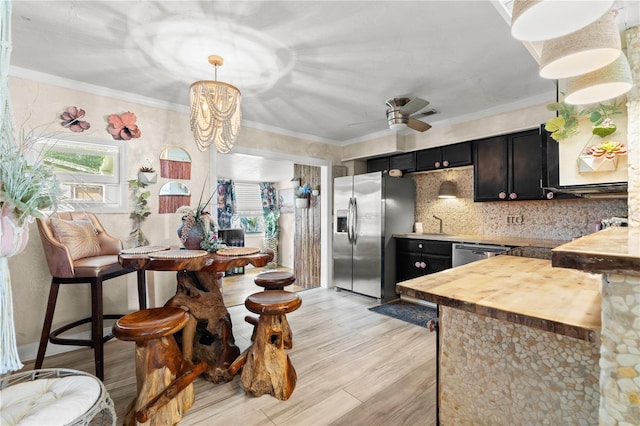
[259,182,278,214]
[216,179,235,229]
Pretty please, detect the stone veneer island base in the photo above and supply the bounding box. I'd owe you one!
[397,255,603,424]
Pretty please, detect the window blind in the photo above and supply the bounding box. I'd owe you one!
[234,182,263,214]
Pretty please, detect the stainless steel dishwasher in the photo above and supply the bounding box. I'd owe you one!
[452,243,511,267]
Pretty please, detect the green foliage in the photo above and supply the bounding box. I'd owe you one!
[264,210,280,239]
[0,136,60,225]
[128,177,151,247]
[545,99,624,142]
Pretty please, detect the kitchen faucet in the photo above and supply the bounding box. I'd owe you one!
[433,215,443,234]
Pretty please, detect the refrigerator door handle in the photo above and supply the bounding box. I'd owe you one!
[352,197,358,244]
[347,197,354,243]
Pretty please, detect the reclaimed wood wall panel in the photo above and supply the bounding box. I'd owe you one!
[293,164,321,288]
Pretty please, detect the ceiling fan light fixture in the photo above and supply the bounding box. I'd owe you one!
[539,11,621,79]
[511,0,615,42]
[564,54,633,105]
[190,55,242,153]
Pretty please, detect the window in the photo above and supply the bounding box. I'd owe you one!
[233,182,263,233]
[34,136,128,213]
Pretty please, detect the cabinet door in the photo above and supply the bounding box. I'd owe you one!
[416,148,443,171]
[510,130,543,200]
[442,142,472,168]
[473,136,508,201]
[389,152,416,172]
[396,251,426,282]
[367,157,389,173]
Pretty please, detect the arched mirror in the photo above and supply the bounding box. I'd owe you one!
[160,146,192,179]
[158,181,191,214]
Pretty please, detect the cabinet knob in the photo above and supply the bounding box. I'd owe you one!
[443,160,450,167]
[415,261,421,268]
[418,243,423,249]
[499,192,507,199]
[420,262,427,269]
[509,193,518,200]
[546,192,554,200]
[434,161,441,168]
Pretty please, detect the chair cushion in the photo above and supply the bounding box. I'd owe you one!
[50,218,101,260]
[0,375,100,425]
[73,254,128,278]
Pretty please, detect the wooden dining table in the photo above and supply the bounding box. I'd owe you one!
[119,248,272,383]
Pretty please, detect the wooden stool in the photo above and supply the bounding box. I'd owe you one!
[247,271,297,348]
[113,307,207,426]
[254,271,296,291]
[234,290,301,401]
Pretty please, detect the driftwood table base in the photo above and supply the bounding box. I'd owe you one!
[166,271,240,383]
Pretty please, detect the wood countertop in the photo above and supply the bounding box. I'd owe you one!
[396,255,601,342]
[393,233,566,249]
[552,227,640,277]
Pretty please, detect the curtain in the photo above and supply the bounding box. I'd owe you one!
[216,179,235,229]
[259,182,278,214]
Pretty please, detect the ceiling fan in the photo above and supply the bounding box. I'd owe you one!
[386,97,435,132]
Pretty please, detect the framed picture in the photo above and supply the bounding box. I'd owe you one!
[279,188,294,213]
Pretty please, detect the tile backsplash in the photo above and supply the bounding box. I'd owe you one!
[411,167,628,241]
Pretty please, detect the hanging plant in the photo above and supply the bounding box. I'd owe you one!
[128,176,151,247]
[59,106,90,132]
[545,99,624,142]
[107,111,141,140]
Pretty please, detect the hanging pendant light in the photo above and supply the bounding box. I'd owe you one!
[539,11,621,79]
[190,55,241,153]
[564,54,633,105]
[511,0,615,42]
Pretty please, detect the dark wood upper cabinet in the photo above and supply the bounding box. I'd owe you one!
[389,152,416,172]
[473,129,546,201]
[416,142,472,171]
[366,157,390,173]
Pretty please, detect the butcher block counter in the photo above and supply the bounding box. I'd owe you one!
[397,255,601,341]
[397,254,602,424]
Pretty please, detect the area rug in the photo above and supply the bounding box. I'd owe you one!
[369,301,437,328]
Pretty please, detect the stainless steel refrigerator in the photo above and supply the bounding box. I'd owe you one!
[333,171,415,302]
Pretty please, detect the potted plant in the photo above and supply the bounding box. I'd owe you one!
[137,164,157,185]
[295,183,312,209]
[263,210,280,269]
[176,185,224,252]
[128,175,151,247]
[1,133,61,374]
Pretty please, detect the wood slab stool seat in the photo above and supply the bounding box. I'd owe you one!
[235,290,301,401]
[254,271,296,290]
[112,307,207,426]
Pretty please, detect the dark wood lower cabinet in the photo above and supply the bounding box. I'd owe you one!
[396,239,452,282]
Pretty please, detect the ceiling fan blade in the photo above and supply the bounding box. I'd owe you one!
[407,117,432,132]
[399,97,430,116]
[347,119,381,126]
[418,109,437,117]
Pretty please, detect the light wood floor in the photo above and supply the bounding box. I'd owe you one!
[21,288,437,425]
[221,266,305,307]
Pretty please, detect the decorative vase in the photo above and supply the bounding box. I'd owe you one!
[138,172,157,185]
[263,237,278,269]
[0,206,30,258]
[295,197,309,209]
[177,220,214,250]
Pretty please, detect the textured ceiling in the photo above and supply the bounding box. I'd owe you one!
[9,1,558,145]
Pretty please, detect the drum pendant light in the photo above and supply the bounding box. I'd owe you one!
[564,54,633,105]
[539,11,621,80]
[511,0,615,42]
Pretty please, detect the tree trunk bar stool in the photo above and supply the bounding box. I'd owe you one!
[112,307,207,426]
[247,271,297,349]
[254,270,296,291]
[230,290,302,401]
[0,368,116,425]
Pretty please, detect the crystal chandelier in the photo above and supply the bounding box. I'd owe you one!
[190,55,241,153]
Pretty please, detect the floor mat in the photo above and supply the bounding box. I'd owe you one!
[369,300,437,328]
